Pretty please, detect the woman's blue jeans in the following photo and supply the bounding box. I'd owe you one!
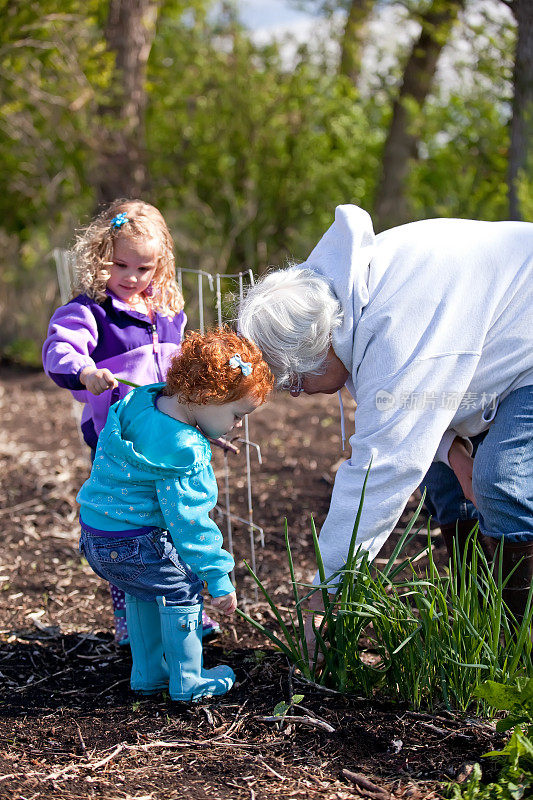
[421,385,533,543]
[79,527,204,606]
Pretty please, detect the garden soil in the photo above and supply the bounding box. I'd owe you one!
[0,366,504,800]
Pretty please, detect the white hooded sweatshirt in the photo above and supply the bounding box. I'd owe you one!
[301,205,533,582]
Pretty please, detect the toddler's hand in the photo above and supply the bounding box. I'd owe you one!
[209,436,240,455]
[210,591,237,616]
[80,367,118,396]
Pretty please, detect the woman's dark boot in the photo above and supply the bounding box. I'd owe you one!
[479,535,533,627]
[439,519,479,564]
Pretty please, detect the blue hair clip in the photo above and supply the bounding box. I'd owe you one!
[229,354,252,377]
[110,212,129,229]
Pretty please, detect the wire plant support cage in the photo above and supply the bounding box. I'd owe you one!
[54,249,265,603]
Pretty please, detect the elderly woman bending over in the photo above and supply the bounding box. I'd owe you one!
[239,204,533,624]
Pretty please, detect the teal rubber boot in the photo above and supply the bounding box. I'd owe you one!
[125,594,169,694]
[157,601,235,702]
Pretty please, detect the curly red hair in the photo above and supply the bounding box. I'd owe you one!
[165,328,274,406]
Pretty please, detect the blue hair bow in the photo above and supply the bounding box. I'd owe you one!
[228,354,252,377]
[110,212,129,229]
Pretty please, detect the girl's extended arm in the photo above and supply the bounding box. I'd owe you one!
[43,302,100,391]
[155,473,235,598]
[43,303,120,396]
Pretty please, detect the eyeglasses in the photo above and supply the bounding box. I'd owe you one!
[287,374,303,397]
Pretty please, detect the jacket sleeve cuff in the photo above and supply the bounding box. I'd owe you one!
[434,429,456,466]
[45,361,93,391]
[74,363,94,389]
[434,430,473,466]
[207,574,235,597]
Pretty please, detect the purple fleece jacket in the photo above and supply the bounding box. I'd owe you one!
[42,291,186,449]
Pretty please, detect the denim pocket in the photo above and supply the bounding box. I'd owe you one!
[151,530,197,581]
[167,549,197,580]
[90,537,145,582]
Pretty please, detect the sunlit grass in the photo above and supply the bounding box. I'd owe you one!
[238,473,533,713]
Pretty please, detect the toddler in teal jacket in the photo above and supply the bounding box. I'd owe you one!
[78,328,273,701]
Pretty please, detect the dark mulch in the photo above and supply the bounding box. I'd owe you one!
[0,367,503,799]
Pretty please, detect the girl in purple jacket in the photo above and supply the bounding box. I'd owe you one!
[42,199,226,644]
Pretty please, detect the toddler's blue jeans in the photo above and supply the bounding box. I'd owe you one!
[421,385,533,543]
[79,527,204,606]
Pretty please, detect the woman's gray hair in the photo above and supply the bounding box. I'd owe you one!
[238,267,343,389]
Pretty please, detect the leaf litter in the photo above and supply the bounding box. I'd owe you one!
[0,366,504,799]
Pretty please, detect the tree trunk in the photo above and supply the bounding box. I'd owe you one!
[96,0,160,205]
[373,0,465,231]
[508,0,533,220]
[339,0,376,86]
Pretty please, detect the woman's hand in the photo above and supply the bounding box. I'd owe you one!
[208,437,240,455]
[448,436,476,506]
[304,590,330,669]
[80,366,118,395]
[211,591,237,616]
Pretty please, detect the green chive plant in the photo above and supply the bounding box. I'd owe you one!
[238,471,533,713]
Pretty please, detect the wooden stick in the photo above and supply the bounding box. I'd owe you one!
[342,770,390,800]
[258,715,335,733]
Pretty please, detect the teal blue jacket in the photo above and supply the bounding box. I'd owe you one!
[77,384,234,597]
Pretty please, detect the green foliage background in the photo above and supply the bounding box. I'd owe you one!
[0,0,517,364]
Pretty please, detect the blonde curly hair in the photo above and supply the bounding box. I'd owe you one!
[71,199,184,317]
